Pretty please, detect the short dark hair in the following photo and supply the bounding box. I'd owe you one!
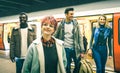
[64,8,74,14]
[19,12,28,20]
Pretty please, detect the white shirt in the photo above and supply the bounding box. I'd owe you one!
[64,22,74,48]
[20,28,28,58]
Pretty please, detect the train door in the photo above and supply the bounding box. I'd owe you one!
[3,23,18,50]
[113,12,120,72]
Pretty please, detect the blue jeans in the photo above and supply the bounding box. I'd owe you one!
[92,45,107,73]
[15,58,25,73]
[65,48,80,73]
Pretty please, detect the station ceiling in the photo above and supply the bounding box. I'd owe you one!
[0,0,105,17]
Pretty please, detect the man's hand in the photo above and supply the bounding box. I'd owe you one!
[80,53,84,58]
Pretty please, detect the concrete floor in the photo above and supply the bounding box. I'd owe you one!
[0,50,16,73]
[0,50,116,73]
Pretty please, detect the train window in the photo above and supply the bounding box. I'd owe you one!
[0,25,2,38]
[0,24,4,50]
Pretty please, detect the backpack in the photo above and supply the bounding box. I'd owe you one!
[79,59,93,73]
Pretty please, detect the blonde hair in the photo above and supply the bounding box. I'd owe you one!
[96,14,110,28]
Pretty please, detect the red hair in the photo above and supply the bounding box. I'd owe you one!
[41,16,58,30]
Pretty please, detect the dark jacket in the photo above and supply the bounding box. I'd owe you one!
[10,26,36,60]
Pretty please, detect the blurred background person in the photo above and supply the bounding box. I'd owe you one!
[83,32,88,53]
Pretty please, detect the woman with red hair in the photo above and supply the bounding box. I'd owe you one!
[22,16,67,73]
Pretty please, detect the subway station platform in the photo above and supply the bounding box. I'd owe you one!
[0,50,15,73]
[0,50,116,73]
